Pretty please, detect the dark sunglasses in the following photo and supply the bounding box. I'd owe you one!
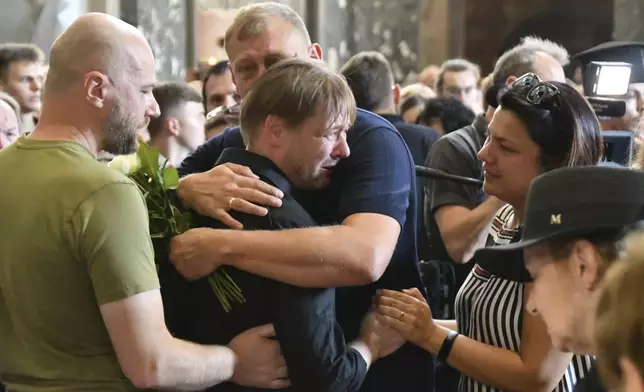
[511,73,560,105]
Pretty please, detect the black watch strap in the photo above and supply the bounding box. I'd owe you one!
[437,330,459,363]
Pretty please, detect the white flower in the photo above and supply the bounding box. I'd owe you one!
[108,154,141,175]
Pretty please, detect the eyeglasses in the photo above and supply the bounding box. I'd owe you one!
[511,73,560,105]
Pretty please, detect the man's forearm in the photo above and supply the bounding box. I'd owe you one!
[436,198,502,263]
[151,339,236,391]
[218,224,384,288]
[435,319,457,330]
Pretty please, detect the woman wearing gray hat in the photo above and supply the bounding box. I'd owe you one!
[376,73,604,392]
[481,165,644,392]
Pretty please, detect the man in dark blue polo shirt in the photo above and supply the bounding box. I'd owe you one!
[169,3,434,392]
[164,57,406,392]
[338,51,440,266]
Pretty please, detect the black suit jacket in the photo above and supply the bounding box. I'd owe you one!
[161,149,368,392]
[177,109,434,392]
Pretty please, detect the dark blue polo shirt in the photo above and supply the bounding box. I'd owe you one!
[379,113,440,264]
[178,108,434,392]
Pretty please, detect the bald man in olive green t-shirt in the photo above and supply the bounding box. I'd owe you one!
[0,13,285,392]
[0,138,159,391]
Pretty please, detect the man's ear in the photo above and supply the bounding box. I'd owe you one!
[84,71,110,109]
[308,43,323,61]
[263,114,286,145]
[505,75,517,87]
[166,117,180,137]
[393,84,401,106]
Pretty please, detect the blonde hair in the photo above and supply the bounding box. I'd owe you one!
[400,83,436,101]
[224,2,310,52]
[239,57,356,145]
[595,230,644,391]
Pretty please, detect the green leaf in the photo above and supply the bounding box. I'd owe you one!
[161,157,170,172]
[162,167,180,190]
[137,143,160,179]
[176,212,193,234]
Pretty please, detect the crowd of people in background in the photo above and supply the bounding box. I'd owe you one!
[2,2,644,392]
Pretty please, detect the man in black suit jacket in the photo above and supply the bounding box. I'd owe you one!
[162,58,403,392]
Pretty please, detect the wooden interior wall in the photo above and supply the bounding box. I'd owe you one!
[464,0,615,75]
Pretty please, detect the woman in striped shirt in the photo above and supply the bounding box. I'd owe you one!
[376,73,603,392]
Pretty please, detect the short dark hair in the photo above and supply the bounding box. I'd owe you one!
[148,82,202,138]
[435,58,481,93]
[0,43,45,81]
[485,83,506,109]
[340,51,393,112]
[498,80,603,172]
[418,97,476,134]
[202,60,230,108]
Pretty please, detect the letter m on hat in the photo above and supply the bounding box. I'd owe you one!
[550,214,562,225]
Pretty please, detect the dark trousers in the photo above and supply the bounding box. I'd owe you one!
[434,361,461,392]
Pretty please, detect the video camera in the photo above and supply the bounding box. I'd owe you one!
[583,61,632,118]
[573,42,644,166]
[575,42,644,118]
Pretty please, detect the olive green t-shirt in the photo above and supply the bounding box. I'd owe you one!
[0,138,160,391]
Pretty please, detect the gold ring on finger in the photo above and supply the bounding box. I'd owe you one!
[229,197,236,209]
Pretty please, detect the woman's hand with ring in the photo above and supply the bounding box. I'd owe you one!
[375,288,437,348]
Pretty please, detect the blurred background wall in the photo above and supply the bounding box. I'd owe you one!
[0,0,642,83]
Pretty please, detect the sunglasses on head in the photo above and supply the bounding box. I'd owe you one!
[511,73,560,105]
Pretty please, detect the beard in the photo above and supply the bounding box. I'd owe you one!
[102,98,146,155]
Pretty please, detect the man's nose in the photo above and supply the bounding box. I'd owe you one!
[148,98,161,118]
[333,138,350,159]
[30,79,42,92]
[224,94,237,108]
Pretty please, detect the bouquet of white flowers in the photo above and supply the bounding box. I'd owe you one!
[108,143,245,312]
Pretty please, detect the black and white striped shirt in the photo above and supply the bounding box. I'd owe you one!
[454,204,593,392]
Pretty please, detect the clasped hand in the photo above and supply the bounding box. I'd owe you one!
[359,311,406,360]
[177,162,284,229]
[374,288,438,348]
[170,163,284,279]
[229,324,290,389]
